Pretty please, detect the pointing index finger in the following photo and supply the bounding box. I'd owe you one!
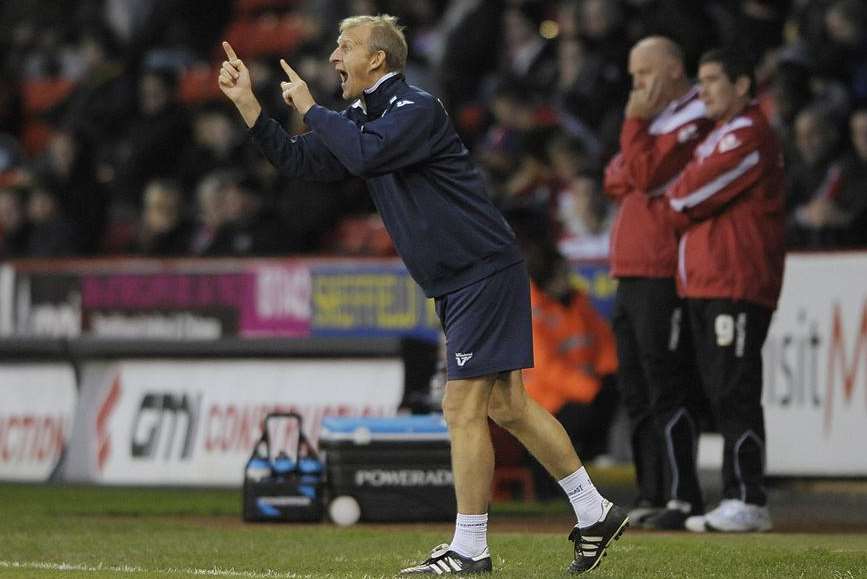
[222,41,239,62]
[280,59,301,82]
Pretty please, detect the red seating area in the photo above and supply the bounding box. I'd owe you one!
[178,65,224,105]
[20,78,75,155]
[234,0,299,17]
[17,1,313,154]
[221,14,308,61]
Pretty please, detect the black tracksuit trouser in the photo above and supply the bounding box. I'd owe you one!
[613,277,704,510]
[688,298,773,506]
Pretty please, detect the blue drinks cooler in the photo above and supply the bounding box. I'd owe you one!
[242,412,325,522]
[319,414,456,522]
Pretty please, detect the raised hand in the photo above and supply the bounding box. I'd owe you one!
[218,42,254,103]
[218,41,261,127]
[625,76,668,120]
[279,59,316,116]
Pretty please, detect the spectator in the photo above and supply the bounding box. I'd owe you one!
[476,81,539,189]
[114,68,190,207]
[25,185,80,257]
[832,108,867,246]
[667,48,785,534]
[577,0,630,94]
[556,172,612,260]
[0,134,24,183]
[555,34,624,143]
[500,2,558,97]
[189,170,230,256]
[136,178,191,256]
[37,129,107,254]
[216,175,284,256]
[604,36,712,530]
[0,187,31,258]
[61,25,137,157]
[764,57,813,138]
[817,0,867,102]
[525,244,617,458]
[329,213,396,257]
[437,0,502,113]
[546,133,593,184]
[523,242,619,500]
[499,126,559,211]
[786,106,845,248]
[0,66,23,137]
[178,104,247,192]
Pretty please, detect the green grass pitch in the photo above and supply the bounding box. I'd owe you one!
[0,484,865,578]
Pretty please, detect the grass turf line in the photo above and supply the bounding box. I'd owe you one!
[1,484,865,578]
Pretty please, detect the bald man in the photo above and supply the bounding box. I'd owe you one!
[603,36,712,530]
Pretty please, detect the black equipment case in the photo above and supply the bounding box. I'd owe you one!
[319,415,456,522]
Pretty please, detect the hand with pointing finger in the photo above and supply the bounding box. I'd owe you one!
[218,41,261,128]
[279,59,316,117]
[219,41,253,103]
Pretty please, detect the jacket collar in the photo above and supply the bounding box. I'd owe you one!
[357,71,404,118]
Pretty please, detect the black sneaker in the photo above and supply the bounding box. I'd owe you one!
[643,500,700,531]
[627,499,663,528]
[567,500,629,574]
[399,543,492,575]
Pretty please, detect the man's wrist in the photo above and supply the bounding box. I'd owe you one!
[235,95,262,128]
[296,98,315,117]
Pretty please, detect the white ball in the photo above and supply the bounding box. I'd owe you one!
[329,495,361,526]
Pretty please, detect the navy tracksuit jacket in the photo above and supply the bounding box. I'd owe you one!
[249,73,522,298]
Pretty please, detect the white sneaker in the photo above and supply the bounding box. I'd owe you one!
[685,499,772,533]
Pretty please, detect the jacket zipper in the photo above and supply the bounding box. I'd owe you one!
[678,233,688,286]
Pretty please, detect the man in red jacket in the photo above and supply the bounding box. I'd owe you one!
[666,48,785,533]
[604,36,712,529]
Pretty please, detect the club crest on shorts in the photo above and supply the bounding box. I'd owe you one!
[455,352,473,367]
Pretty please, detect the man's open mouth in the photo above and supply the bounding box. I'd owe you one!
[338,70,348,85]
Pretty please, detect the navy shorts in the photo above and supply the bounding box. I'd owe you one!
[434,261,534,380]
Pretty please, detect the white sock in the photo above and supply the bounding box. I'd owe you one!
[559,467,605,528]
[449,513,488,558]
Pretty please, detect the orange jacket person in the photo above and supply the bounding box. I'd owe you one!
[524,282,618,414]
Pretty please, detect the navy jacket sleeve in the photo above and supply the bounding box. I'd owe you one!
[304,99,435,178]
[248,114,349,182]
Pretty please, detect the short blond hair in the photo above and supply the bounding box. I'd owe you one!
[339,14,407,72]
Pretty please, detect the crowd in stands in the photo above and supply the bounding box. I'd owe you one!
[1,0,866,260]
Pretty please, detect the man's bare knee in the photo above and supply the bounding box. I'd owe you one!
[488,372,530,429]
[442,377,494,429]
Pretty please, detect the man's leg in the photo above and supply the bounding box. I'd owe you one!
[629,278,704,518]
[612,279,665,516]
[488,370,579,479]
[400,376,497,575]
[694,300,772,505]
[442,376,497,514]
[684,299,773,533]
[488,369,629,574]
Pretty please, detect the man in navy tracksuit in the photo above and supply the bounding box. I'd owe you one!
[219,14,627,575]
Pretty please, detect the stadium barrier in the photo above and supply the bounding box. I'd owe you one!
[0,336,421,485]
[0,252,865,482]
[762,252,867,476]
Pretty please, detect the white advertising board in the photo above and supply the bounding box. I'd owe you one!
[763,252,867,475]
[0,265,13,336]
[0,364,77,481]
[66,358,403,485]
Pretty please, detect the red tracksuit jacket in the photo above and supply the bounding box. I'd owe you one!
[604,87,712,278]
[666,103,786,309]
